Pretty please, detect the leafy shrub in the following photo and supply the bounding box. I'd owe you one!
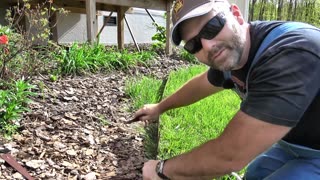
[151,22,166,44]
[151,22,166,54]
[0,0,67,80]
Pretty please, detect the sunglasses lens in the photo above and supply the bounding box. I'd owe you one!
[183,12,226,54]
[202,13,226,39]
[184,38,201,54]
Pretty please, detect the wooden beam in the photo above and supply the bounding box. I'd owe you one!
[55,4,118,13]
[10,0,171,11]
[78,0,167,11]
[86,0,97,43]
[165,0,172,55]
[64,7,87,14]
[117,7,126,50]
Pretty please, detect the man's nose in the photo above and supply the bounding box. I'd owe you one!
[200,38,216,52]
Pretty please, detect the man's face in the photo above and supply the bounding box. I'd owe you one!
[180,10,245,71]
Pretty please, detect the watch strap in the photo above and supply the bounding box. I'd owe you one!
[156,160,170,180]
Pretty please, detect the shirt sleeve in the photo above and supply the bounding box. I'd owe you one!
[241,49,320,127]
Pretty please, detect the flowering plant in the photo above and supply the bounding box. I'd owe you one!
[0,35,9,45]
[0,34,10,78]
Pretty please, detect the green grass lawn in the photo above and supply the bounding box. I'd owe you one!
[158,65,241,159]
[125,64,243,178]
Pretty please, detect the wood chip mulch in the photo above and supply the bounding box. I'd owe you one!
[0,56,191,180]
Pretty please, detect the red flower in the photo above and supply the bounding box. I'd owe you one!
[0,35,9,45]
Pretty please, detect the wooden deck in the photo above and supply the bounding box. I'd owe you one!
[7,0,249,54]
[8,0,173,54]
[80,0,173,54]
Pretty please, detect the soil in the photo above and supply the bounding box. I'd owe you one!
[0,54,192,180]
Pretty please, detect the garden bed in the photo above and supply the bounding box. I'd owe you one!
[0,55,191,179]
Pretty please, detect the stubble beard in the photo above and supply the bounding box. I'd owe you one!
[207,32,244,71]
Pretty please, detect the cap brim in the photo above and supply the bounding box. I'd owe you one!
[171,2,213,46]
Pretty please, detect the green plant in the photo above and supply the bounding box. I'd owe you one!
[0,26,23,79]
[59,43,90,75]
[151,22,166,53]
[49,74,58,82]
[36,81,47,101]
[0,79,36,137]
[151,22,166,44]
[97,114,110,126]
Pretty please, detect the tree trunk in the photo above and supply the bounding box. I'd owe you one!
[277,0,284,20]
[292,0,298,20]
[287,0,294,21]
[250,0,257,21]
[259,0,267,20]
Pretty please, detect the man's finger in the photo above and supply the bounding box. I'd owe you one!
[125,114,146,124]
[125,116,141,124]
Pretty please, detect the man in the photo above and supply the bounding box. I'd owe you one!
[134,0,320,179]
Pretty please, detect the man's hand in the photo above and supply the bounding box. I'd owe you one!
[133,104,162,124]
[143,160,162,180]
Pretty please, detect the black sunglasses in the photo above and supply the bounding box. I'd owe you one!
[184,12,226,54]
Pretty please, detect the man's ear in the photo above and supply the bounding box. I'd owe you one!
[230,4,244,24]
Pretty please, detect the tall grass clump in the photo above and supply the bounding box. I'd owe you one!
[0,79,36,137]
[59,42,156,75]
[158,65,241,159]
[59,43,103,74]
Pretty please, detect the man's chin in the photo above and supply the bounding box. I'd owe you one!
[210,63,234,71]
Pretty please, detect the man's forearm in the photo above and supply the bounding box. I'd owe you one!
[157,70,222,113]
[160,111,291,179]
[162,139,238,179]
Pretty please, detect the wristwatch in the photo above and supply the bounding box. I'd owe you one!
[155,160,171,180]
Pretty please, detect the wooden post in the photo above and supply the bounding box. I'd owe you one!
[165,0,173,55]
[49,12,58,42]
[86,0,96,44]
[117,6,125,50]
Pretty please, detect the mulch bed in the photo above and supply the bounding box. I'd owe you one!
[0,55,191,180]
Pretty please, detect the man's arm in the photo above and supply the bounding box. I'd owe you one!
[163,110,292,179]
[157,70,223,113]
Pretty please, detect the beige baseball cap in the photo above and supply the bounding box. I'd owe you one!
[171,0,228,46]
